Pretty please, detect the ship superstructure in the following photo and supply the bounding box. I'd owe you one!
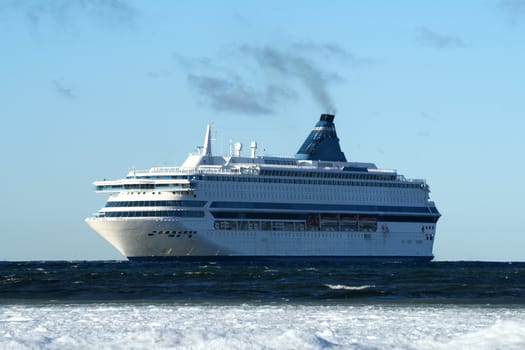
[86,114,440,260]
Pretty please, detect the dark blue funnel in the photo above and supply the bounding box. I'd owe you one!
[295,114,347,162]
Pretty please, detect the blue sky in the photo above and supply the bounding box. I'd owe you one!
[1,0,524,261]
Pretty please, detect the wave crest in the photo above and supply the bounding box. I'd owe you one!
[324,284,375,291]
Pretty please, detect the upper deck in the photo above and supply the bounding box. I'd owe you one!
[93,156,426,193]
[93,114,429,193]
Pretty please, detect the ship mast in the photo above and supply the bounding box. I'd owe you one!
[202,123,212,157]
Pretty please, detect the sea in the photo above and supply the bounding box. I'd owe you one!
[1,260,525,349]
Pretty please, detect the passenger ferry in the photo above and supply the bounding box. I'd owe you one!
[85,114,440,260]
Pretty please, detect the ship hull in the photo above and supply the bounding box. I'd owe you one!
[86,217,435,261]
[127,256,433,262]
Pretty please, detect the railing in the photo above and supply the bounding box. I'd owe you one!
[145,167,242,175]
[124,166,425,184]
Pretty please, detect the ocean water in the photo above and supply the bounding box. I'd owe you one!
[1,261,525,349]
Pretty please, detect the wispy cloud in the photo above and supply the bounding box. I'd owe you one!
[172,53,214,71]
[500,0,525,23]
[416,27,466,49]
[0,0,137,29]
[53,80,75,99]
[291,41,374,66]
[417,130,431,137]
[187,74,296,115]
[146,71,171,79]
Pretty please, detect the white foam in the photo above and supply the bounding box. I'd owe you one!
[1,304,525,349]
[426,320,525,350]
[324,284,375,290]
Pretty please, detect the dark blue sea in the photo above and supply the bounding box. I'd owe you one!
[1,260,525,349]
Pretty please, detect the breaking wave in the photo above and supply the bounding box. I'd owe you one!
[324,284,375,291]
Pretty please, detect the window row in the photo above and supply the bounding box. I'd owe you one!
[96,183,193,191]
[259,169,396,182]
[202,175,423,189]
[105,200,206,208]
[101,210,204,218]
[213,220,378,232]
[125,175,189,180]
[211,211,440,223]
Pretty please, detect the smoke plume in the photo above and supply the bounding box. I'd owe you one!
[240,45,338,112]
[187,74,296,115]
[176,42,358,115]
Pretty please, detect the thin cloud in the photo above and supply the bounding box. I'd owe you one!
[0,0,137,28]
[53,80,75,99]
[172,53,214,71]
[187,74,296,115]
[291,41,374,66]
[292,41,351,59]
[147,71,171,79]
[416,27,466,49]
[500,0,525,23]
[419,112,436,121]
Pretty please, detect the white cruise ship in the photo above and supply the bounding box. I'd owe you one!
[86,114,440,261]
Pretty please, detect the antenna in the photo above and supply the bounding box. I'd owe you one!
[234,142,242,157]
